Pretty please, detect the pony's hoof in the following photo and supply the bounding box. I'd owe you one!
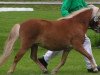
[7,72,13,75]
[43,71,49,74]
[51,71,57,75]
[42,68,48,74]
[51,69,58,75]
[93,68,98,73]
[51,72,56,75]
[7,70,13,75]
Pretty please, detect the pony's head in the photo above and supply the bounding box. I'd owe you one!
[89,5,100,33]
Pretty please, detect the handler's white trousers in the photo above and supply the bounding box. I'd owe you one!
[43,35,97,69]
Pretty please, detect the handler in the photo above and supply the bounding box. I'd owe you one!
[39,0,100,72]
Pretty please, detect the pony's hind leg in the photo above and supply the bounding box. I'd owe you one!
[7,48,27,74]
[7,39,33,74]
[30,45,48,74]
[51,49,70,75]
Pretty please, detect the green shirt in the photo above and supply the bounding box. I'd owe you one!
[61,0,88,16]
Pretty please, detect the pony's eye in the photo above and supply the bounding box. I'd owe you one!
[98,16,100,21]
[98,16,100,19]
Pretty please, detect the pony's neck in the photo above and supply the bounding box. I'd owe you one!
[58,8,93,33]
[73,9,93,33]
[74,9,92,26]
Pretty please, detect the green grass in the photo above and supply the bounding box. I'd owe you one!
[0,6,100,75]
[0,49,100,75]
[0,0,99,2]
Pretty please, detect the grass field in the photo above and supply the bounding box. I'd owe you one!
[0,5,100,75]
[0,0,99,2]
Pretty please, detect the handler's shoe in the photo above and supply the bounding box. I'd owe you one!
[38,57,48,69]
[87,66,100,73]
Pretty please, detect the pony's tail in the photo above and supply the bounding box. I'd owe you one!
[0,24,20,67]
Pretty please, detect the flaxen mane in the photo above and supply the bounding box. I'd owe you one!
[58,5,99,20]
[58,8,90,20]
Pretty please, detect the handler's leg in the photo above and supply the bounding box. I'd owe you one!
[39,51,62,68]
[44,51,62,62]
[83,35,100,72]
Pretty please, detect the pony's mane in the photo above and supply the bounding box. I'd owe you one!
[58,8,91,20]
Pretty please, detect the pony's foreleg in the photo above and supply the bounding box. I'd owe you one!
[51,50,70,75]
[30,45,48,74]
[72,42,98,72]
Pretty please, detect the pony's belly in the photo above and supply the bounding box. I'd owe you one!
[38,41,71,51]
[37,35,71,50]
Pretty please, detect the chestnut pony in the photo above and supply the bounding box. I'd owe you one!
[0,7,100,74]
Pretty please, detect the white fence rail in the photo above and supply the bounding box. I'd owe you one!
[0,1,100,5]
[0,7,34,12]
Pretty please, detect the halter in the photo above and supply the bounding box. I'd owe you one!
[88,5,100,33]
[89,16,100,33]
[94,16,100,22]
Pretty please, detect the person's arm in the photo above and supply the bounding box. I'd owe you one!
[61,0,72,16]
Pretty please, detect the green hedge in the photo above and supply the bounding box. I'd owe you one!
[87,30,100,47]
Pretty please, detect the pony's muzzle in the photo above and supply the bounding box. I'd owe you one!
[94,25,100,33]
